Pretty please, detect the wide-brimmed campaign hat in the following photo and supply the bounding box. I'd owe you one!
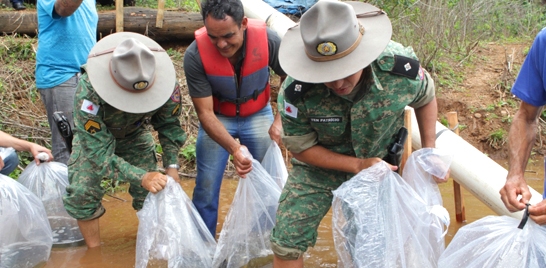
[279,1,392,83]
[86,32,175,114]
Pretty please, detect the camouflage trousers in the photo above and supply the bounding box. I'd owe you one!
[63,130,158,220]
[270,161,354,259]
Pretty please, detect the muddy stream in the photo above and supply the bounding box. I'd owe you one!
[39,160,545,268]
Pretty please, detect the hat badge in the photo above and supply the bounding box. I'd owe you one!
[316,42,337,56]
[133,81,149,91]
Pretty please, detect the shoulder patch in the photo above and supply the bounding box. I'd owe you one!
[170,85,181,103]
[390,55,420,79]
[84,119,101,134]
[284,80,313,103]
[81,99,99,115]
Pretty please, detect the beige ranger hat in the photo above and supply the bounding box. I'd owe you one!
[279,1,392,83]
[86,32,176,114]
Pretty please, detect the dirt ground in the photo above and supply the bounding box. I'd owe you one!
[433,41,535,163]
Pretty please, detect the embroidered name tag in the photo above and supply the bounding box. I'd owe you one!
[309,117,342,123]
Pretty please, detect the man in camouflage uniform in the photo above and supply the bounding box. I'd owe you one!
[63,32,186,248]
[269,2,447,267]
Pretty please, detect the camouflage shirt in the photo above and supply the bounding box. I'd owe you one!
[279,41,435,159]
[68,68,187,186]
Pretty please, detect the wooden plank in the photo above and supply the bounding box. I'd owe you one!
[400,107,412,175]
[448,111,466,223]
[116,0,124,32]
[156,0,165,28]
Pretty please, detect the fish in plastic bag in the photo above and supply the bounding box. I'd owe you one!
[438,214,546,268]
[332,161,442,268]
[212,148,281,268]
[18,160,84,246]
[0,174,52,268]
[135,176,216,268]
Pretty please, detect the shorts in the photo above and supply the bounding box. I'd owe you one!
[270,161,353,259]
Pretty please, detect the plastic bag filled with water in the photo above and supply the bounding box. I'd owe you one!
[135,176,216,268]
[0,174,52,268]
[332,161,441,268]
[261,141,288,189]
[438,215,546,268]
[212,148,282,268]
[18,160,84,246]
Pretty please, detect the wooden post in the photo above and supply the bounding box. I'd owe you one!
[156,0,165,28]
[400,107,413,175]
[115,0,124,32]
[448,111,466,222]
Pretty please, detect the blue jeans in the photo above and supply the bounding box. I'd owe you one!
[0,148,19,176]
[39,75,78,165]
[193,105,274,237]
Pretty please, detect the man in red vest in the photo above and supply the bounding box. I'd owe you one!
[183,0,286,237]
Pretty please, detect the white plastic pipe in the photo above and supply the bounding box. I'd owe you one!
[241,0,296,38]
[410,109,543,219]
[241,0,541,220]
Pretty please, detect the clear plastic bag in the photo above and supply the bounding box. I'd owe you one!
[0,174,52,268]
[261,141,288,189]
[18,161,84,246]
[135,176,216,268]
[0,147,15,160]
[332,161,440,268]
[212,150,282,268]
[401,148,453,264]
[438,215,546,268]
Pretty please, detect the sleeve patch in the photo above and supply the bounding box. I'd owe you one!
[172,103,181,116]
[284,100,298,118]
[81,99,99,115]
[170,85,181,103]
[84,119,102,134]
[390,55,420,79]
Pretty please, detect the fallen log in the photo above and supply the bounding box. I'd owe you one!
[0,7,203,42]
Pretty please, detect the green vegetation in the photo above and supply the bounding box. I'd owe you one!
[487,128,508,149]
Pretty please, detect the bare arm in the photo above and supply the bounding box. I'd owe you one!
[291,146,397,174]
[0,131,53,164]
[54,0,84,17]
[500,101,541,212]
[191,96,252,177]
[414,97,438,149]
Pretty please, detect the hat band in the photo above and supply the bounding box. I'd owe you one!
[305,23,364,62]
[88,47,166,58]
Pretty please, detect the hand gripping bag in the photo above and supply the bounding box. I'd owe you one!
[332,161,440,268]
[0,174,52,268]
[212,148,282,268]
[438,214,546,268]
[135,176,216,268]
[18,159,84,246]
[261,141,288,189]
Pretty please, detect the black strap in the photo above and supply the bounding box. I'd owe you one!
[517,203,531,229]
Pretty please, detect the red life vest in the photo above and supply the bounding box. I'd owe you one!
[195,19,270,117]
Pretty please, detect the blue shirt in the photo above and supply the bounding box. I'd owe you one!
[36,0,98,89]
[511,28,546,107]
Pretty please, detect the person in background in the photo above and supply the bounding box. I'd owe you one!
[0,131,53,175]
[183,0,286,237]
[500,27,546,225]
[63,32,186,248]
[10,0,25,10]
[36,0,98,164]
[270,2,444,267]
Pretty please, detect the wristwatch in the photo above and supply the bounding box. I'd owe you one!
[166,164,180,170]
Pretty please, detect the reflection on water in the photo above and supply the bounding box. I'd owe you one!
[40,160,544,267]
